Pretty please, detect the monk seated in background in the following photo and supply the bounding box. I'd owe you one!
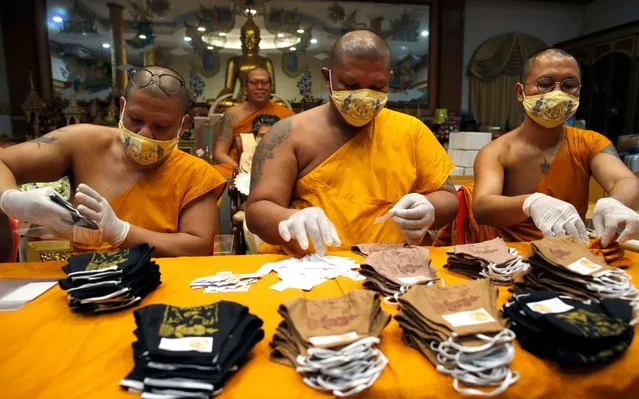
[238,114,281,175]
[213,67,294,177]
[0,66,226,257]
[246,30,458,256]
[471,48,639,248]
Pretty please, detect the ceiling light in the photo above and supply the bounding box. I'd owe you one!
[297,29,304,34]
[421,30,429,37]
[400,46,407,50]
[184,36,192,42]
[138,34,147,39]
[207,46,214,50]
[250,9,257,15]
[197,26,206,32]
[277,33,285,38]
[219,32,226,36]
[52,16,63,23]
[102,43,111,48]
[310,38,318,44]
[289,47,296,51]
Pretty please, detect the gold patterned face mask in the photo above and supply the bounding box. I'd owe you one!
[329,70,388,127]
[119,100,183,166]
[520,86,579,129]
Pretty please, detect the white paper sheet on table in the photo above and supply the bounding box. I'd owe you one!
[260,254,363,292]
[0,280,58,312]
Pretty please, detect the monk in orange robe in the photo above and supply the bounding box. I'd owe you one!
[213,67,294,177]
[0,66,226,257]
[246,30,458,256]
[471,49,639,247]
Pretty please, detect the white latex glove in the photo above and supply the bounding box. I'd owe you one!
[0,188,74,236]
[523,192,588,242]
[593,197,639,247]
[389,193,435,245]
[75,184,130,246]
[278,207,341,256]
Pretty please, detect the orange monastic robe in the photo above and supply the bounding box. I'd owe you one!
[499,127,611,242]
[214,101,294,178]
[260,108,454,255]
[76,149,227,252]
[435,127,612,246]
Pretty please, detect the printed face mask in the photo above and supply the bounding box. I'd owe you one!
[520,85,579,129]
[328,70,388,127]
[119,100,184,166]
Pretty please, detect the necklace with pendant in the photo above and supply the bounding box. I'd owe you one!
[540,127,565,174]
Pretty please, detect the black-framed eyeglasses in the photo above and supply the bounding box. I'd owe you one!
[127,67,186,95]
[524,77,581,94]
[246,79,271,87]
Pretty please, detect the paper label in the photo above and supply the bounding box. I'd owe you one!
[73,226,103,246]
[269,281,289,292]
[441,308,496,328]
[565,257,603,276]
[527,297,574,314]
[308,331,360,347]
[0,282,57,302]
[158,337,213,353]
[397,275,431,286]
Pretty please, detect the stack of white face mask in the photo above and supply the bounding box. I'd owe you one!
[296,337,388,397]
[396,279,519,397]
[256,254,364,292]
[190,271,261,293]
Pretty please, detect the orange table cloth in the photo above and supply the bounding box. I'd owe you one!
[0,244,638,399]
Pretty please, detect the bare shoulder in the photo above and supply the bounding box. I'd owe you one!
[25,124,115,148]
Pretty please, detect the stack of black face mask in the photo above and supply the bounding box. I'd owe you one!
[120,301,264,398]
[502,290,634,367]
[58,244,161,314]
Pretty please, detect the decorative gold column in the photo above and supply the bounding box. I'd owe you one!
[107,3,127,93]
[143,49,156,66]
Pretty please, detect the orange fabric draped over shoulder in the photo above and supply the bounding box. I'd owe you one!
[499,127,611,242]
[76,150,227,252]
[259,108,454,255]
[435,127,611,246]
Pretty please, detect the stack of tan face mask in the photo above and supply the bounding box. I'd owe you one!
[445,238,529,285]
[359,246,440,303]
[270,290,391,397]
[513,236,639,324]
[395,279,519,396]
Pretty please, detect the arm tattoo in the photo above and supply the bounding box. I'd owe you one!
[219,112,237,140]
[440,177,457,194]
[250,118,292,190]
[600,144,620,159]
[31,134,59,149]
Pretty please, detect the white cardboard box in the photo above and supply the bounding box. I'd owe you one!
[449,132,492,150]
[448,149,479,168]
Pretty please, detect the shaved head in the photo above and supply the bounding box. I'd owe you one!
[521,48,580,82]
[331,30,391,68]
[246,67,271,82]
[125,65,190,114]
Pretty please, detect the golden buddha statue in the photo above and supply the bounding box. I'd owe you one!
[216,14,275,100]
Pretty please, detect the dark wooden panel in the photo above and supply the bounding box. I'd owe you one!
[435,0,464,113]
[1,0,52,139]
